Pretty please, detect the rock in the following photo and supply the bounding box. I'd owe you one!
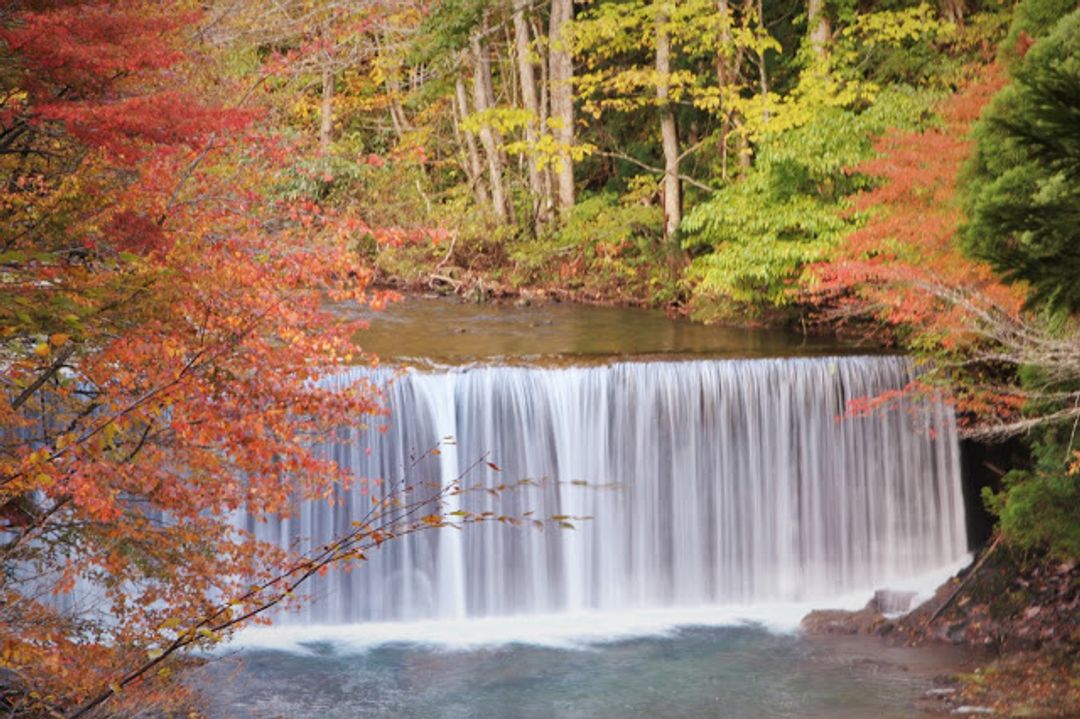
[946,622,969,644]
[870,589,919,614]
[952,706,995,715]
[513,297,531,308]
[801,607,885,635]
[926,688,957,697]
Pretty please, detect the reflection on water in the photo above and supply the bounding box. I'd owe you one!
[201,625,969,719]
[343,296,873,365]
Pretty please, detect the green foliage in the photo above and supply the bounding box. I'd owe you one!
[984,429,1080,561]
[962,9,1080,313]
[1000,0,1078,63]
[407,0,487,64]
[836,2,957,87]
[678,0,966,319]
[510,190,671,304]
[683,85,937,311]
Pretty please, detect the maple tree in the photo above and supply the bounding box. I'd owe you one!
[0,1,401,715]
[800,64,1047,438]
[805,65,1020,344]
[0,6,583,713]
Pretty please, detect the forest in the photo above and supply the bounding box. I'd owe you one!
[1,0,1078,716]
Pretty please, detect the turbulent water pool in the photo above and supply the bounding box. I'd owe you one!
[203,298,973,718]
[204,624,975,719]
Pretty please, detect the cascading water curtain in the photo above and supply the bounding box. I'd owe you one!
[236,356,967,624]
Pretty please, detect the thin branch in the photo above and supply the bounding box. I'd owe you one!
[8,346,75,411]
[596,150,715,193]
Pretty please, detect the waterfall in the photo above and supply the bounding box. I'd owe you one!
[238,356,967,625]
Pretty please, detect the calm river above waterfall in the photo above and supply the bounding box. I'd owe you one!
[342,295,866,364]
[206,298,976,718]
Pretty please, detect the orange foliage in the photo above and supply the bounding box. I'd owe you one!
[0,1,399,714]
[809,66,1023,334]
[805,65,1029,425]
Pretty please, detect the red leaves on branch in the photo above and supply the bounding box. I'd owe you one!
[0,1,395,713]
[0,3,186,94]
[3,2,251,162]
[35,92,254,160]
[807,65,1024,342]
[805,65,1030,429]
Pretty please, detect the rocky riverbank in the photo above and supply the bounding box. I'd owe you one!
[802,546,1079,717]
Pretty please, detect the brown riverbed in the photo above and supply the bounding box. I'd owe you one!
[342,294,878,366]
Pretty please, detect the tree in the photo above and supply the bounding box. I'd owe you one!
[807,0,831,61]
[470,23,512,224]
[654,3,682,243]
[1,2,590,712]
[962,9,1080,314]
[682,3,955,318]
[456,70,493,208]
[805,68,1019,341]
[958,5,1080,561]
[512,0,552,224]
[0,0,386,713]
[549,0,576,213]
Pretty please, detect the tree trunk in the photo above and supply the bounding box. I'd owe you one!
[548,0,575,214]
[714,0,743,179]
[388,76,412,141]
[319,64,334,155]
[513,0,548,226]
[939,0,967,25]
[735,114,752,171]
[533,15,556,217]
[455,73,489,209]
[753,0,770,127]
[381,31,412,143]
[470,32,510,224]
[715,0,736,88]
[655,5,681,244]
[807,0,831,61]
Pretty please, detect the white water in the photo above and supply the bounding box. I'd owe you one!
[234,356,967,635]
[228,555,970,655]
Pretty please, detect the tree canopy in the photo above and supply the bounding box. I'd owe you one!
[963,9,1080,314]
[2,0,1080,714]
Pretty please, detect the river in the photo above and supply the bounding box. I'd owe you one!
[203,297,976,718]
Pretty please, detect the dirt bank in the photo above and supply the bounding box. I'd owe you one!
[802,546,1079,717]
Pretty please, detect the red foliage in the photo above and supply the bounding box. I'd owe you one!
[36,92,254,160]
[0,3,186,94]
[808,65,1023,341]
[0,1,401,714]
[2,2,251,161]
[805,65,1028,425]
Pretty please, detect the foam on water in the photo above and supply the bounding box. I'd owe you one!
[225,552,971,655]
